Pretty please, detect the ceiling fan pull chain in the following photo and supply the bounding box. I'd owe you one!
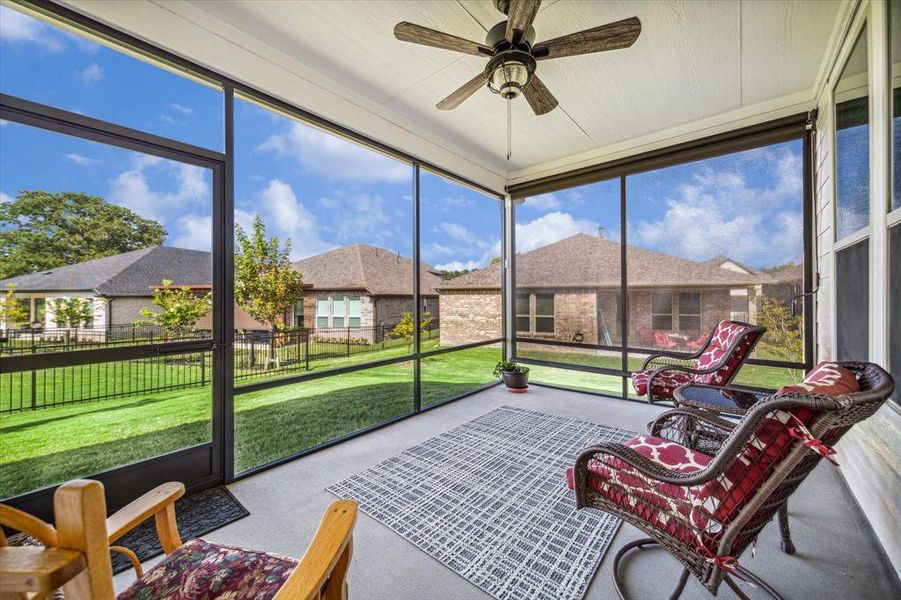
[507,99,512,160]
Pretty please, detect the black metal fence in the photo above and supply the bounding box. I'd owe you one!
[0,322,440,412]
[0,324,208,356]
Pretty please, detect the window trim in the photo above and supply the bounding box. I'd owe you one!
[677,291,702,332]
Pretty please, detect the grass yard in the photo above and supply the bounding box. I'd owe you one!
[0,337,799,499]
[0,342,501,498]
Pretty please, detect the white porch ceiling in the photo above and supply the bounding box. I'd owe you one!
[61,0,846,192]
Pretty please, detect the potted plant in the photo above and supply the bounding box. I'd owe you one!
[493,359,530,392]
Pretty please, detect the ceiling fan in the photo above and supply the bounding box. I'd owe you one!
[393,0,641,116]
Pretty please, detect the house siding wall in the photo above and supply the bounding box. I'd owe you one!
[813,2,900,576]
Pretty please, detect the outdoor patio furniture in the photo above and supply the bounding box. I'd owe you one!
[638,326,655,346]
[569,361,893,599]
[655,331,679,349]
[0,479,358,600]
[685,332,708,352]
[631,320,766,403]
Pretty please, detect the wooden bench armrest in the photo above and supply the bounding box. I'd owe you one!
[274,499,358,600]
[0,546,86,594]
[106,482,185,553]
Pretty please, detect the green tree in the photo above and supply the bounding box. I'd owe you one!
[390,311,433,352]
[235,216,304,366]
[48,297,93,328]
[0,284,29,327]
[756,295,803,378]
[140,280,212,339]
[0,191,166,278]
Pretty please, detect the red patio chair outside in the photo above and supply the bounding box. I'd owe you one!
[654,331,678,350]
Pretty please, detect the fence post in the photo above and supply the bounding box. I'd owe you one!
[200,351,206,385]
[346,327,351,356]
[30,342,37,410]
[305,334,310,371]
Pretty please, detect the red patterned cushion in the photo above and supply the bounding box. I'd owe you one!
[776,362,860,396]
[117,539,298,600]
[631,369,692,398]
[566,436,717,548]
[690,321,759,385]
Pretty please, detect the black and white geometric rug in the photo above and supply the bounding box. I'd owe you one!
[327,406,635,600]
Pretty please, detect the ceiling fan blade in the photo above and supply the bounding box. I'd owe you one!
[522,75,558,115]
[505,0,542,43]
[436,72,488,110]
[533,16,641,61]
[395,22,492,56]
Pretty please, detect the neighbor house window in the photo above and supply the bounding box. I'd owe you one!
[316,298,329,328]
[651,291,673,330]
[332,297,345,328]
[535,293,555,334]
[348,297,361,329]
[678,292,701,332]
[293,300,304,328]
[515,293,530,333]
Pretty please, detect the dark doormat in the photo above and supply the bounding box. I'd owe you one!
[111,485,249,574]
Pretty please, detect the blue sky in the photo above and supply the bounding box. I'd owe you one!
[1,6,804,273]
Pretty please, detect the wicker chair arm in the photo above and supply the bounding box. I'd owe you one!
[649,408,737,438]
[643,363,724,403]
[640,350,700,370]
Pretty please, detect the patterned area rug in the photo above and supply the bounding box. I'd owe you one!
[327,406,635,600]
[110,485,249,574]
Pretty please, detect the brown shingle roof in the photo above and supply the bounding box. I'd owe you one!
[438,234,769,291]
[292,243,441,296]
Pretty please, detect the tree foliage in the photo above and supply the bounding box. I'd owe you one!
[0,284,29,326]
[140,280,212,338]
[0,191,166,279]
[234,215,304,331]
[390,311,433,352]
[48,297,93,328]
[756,295,803,365]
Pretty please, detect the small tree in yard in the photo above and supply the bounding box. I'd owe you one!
[0,284,28,328]
[390,311,433,352]
[235,215,304,367]
[48,297,93,329]
[757,295,803,379]
[140,280,212,339]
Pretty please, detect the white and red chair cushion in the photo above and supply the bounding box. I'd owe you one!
[631,369,692,398]
[690,321,760,385]
[776,361,860,396]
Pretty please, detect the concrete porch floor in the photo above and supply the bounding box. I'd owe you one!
[116,384,900,599]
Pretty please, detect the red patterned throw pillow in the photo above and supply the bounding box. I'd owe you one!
[776,361,860,396]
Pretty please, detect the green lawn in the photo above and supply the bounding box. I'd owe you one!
[0,338,798,499]
[0,341,500,498]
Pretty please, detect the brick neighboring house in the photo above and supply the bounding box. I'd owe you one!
[437,233,776,347]
[1,243,444,340]
[291,243,442,342]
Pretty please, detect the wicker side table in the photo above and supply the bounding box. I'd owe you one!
[672,384,797,554]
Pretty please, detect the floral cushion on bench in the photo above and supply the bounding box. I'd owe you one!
[118,538,298,600]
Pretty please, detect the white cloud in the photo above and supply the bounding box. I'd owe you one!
[64,153,99,166]
[435,260,482,272]
[158,114,177,125]
[170,214,212,251]
[0,191,13,204]
[512,211,600,254]
[78,63,103,85]
[435,222,489,249]
[240,179,334,260]
[0,119,9,127]
[258,122,410,182]
[522,193,560,211]
[170,103,193,115]
[108,157,209,224]
[0,6,62,51]
[631,154,804,266]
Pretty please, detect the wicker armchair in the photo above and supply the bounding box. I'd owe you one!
[572,361,893,599]
[631,320,766,403]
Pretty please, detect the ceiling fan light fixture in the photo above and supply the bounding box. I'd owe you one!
[486,51,535,100]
